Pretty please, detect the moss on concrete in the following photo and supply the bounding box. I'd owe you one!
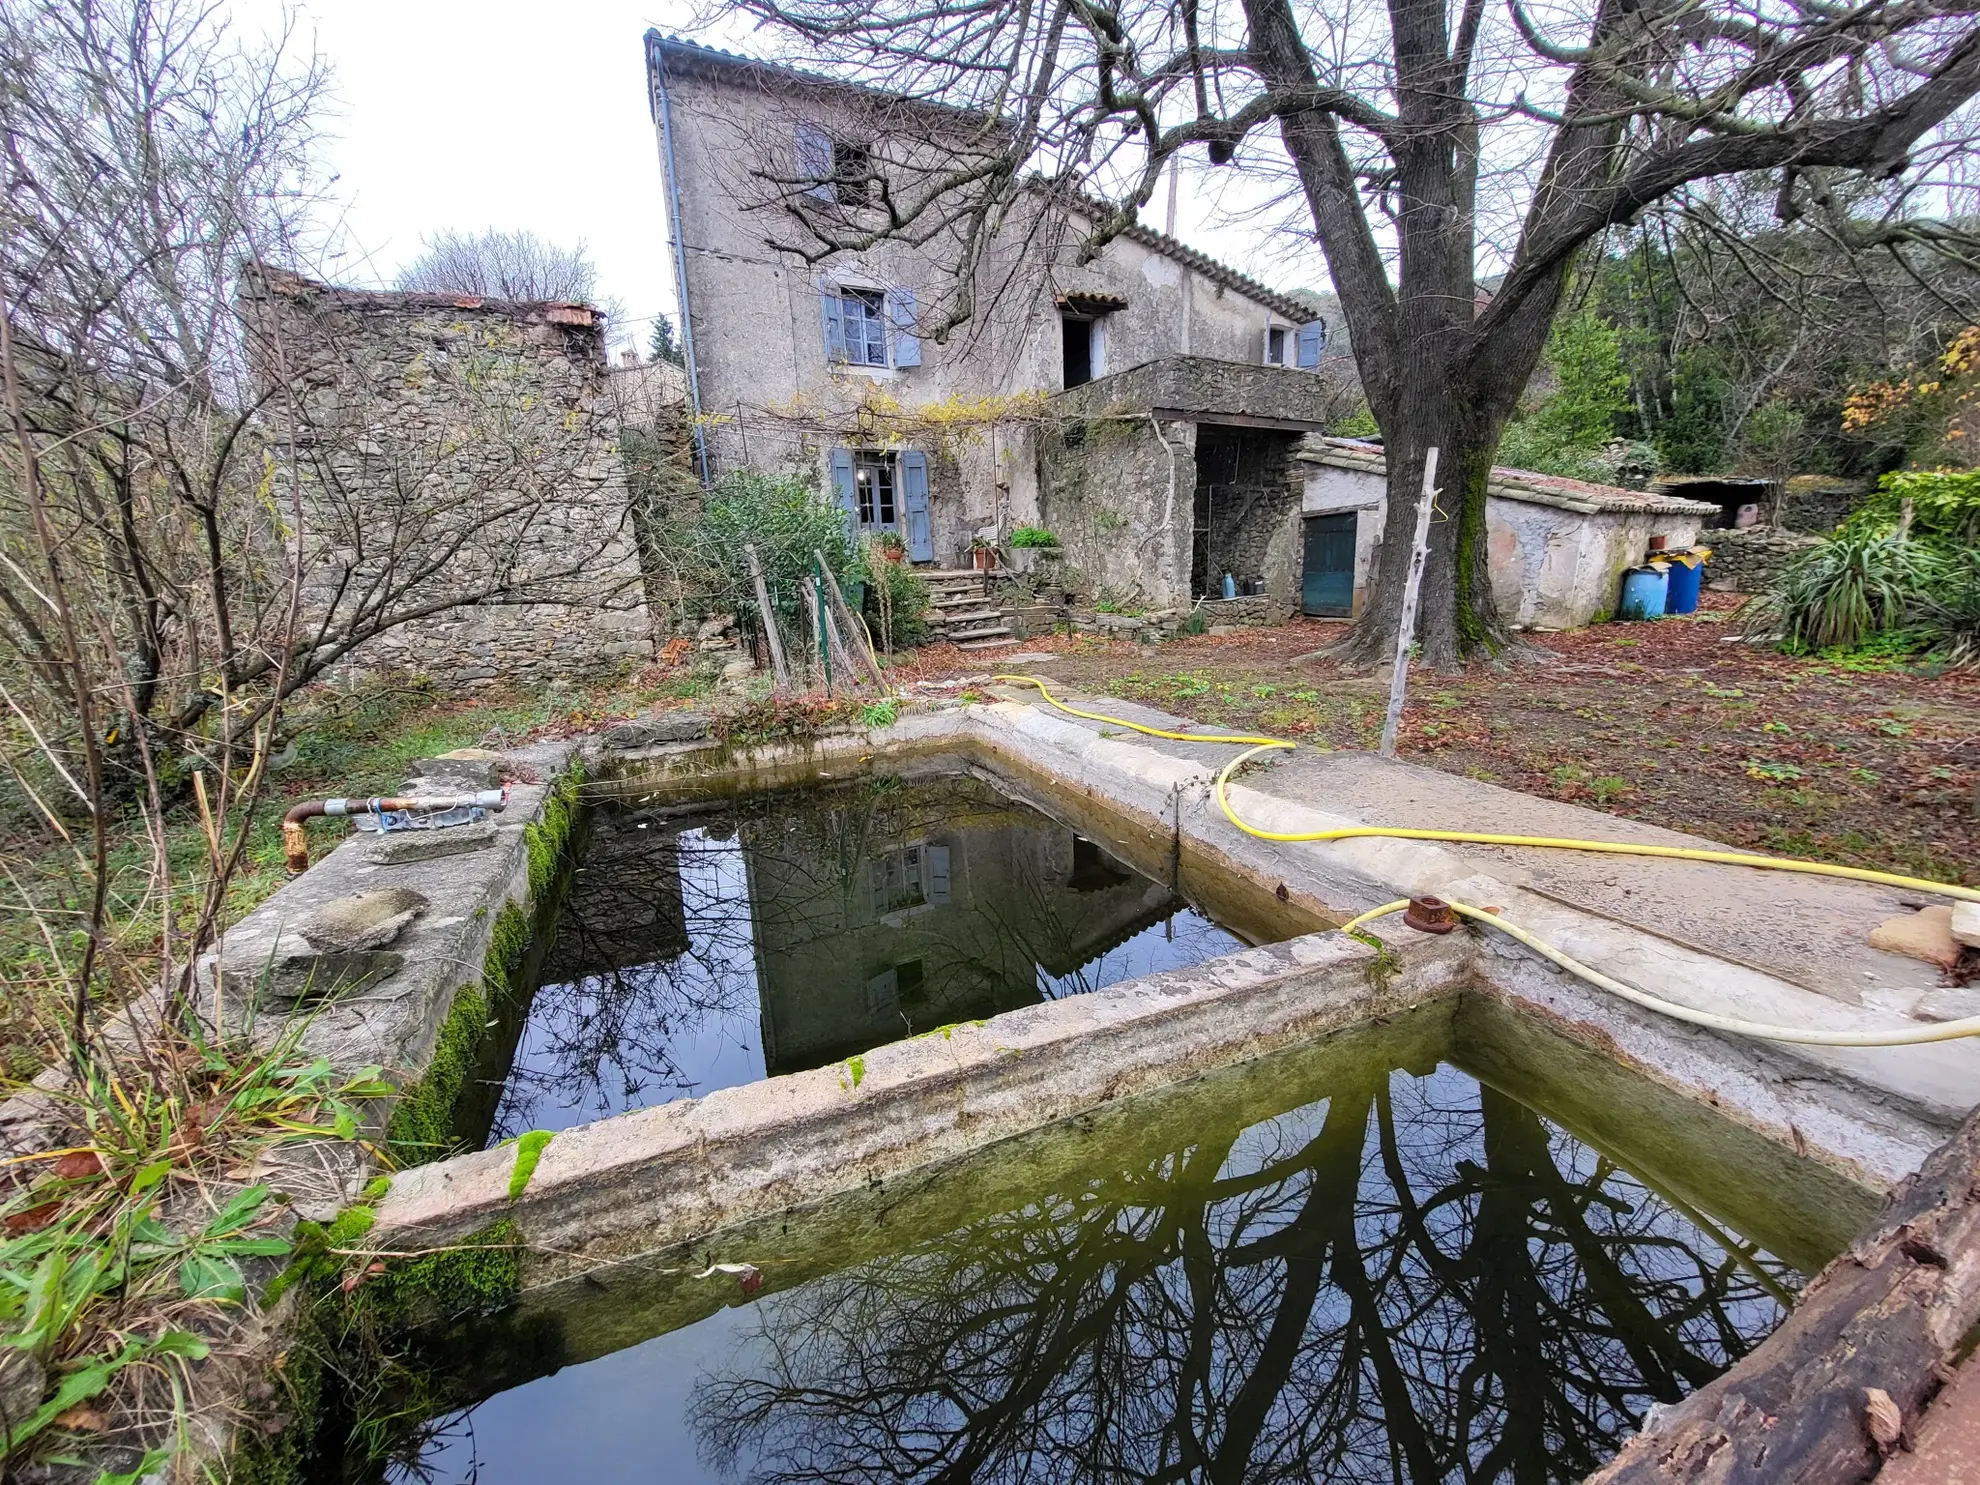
[363,1217,526,1332]
[507,1130,553,1201]
[385,750,586,1167]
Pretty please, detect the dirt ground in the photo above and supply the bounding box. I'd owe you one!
[896,592,1980,888]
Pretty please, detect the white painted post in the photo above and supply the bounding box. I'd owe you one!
[1379,446,1439,759]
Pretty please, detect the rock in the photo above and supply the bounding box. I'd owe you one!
[0,1350,45,1428]
[298,888,429,954]
[1952,900,1980,950]
[696,616,733,641]
[1868,906,1960,970]
[406,751,503,788]
[603,711,712,750]
[363,818,498,865]
[721,659,754,680]
[241,947,408,1009]
[1914,986,1980,1024]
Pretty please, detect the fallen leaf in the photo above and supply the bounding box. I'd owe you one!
[5,1201,61,1234]
[53,1405,105,1432]
[53,1150,104,1180]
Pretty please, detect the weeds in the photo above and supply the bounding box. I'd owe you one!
[0,1022,390,1470]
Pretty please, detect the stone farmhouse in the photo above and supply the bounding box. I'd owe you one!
[644,36,1334,590]
[645,34,1718,636]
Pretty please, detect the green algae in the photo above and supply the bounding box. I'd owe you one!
[507,1130,554,1201]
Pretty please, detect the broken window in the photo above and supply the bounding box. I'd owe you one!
[854,450,898,527]
[795,123,877,206]
[832,139,873,205]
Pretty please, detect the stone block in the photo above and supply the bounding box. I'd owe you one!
[1951,899,1980,950]
[407,751,504,788]
[1868,906,1960,969]
[603,711,712,750]
[298,887,430,953]
[363,818,499,865]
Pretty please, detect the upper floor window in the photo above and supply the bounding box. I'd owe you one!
[821,283,921,370]
[1266,319,1328,368]
[1265,326,1289,366]
[796,123,876,207]
[839,289,888,367]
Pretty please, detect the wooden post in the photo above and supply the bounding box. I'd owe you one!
[814,549,887,690]
[1378,446,1438,759]
[744,544,790,692]
[801,576,828,692]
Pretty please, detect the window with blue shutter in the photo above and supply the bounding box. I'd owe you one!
[830,447,858,532]
[900,449,933,562]
[820,285,848,363]
[796,123,834,201]
[1296,320,1326,368]
[888,288,921,368]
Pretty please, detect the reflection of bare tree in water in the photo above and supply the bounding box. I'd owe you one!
[691,1068,1792,1485]
[490,827,760,1138]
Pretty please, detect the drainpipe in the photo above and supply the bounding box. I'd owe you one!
[647,33,711,486]
[282,791,507,875]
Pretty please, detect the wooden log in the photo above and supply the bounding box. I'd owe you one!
[744,543,790,692]
[813,549,887,690]
[1587,1104,1980,1485]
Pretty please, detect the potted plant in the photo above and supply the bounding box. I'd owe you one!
[1008,524,1061,575]
[971,535,996,573]
[875,530,907,564]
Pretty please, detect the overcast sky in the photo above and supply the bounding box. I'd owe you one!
[222,0,1316,358]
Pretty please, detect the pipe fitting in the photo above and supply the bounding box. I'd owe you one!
[1402,896,1460,934]
[282,790,507,874]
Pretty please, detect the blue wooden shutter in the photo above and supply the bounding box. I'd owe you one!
[796,123,834,201]
[820,286,847,363]
[924,844,950,904]
[830,447,858,531]
[888,288,921,368]
[1296,320,1325,368]
[900,449,933,561]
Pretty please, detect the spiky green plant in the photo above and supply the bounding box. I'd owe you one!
[1918,545,1980,668]
[1751,530,1940,653]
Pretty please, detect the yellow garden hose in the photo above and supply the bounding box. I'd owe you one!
[1344,899,1980,1047]
[991,674,1980,1048]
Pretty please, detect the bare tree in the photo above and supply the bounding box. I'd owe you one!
[702,0,1980,663]
[394,228,599,303]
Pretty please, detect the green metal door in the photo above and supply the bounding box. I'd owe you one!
[1302,512,1357,617]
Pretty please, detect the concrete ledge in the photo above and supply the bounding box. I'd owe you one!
[370,929,1465,1271]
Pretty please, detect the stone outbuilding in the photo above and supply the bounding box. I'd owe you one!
[1294,440,1720,629]
[241,267,653,686]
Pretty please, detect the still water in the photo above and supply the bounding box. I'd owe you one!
[394,1038,1810,1485]
[485,769,1250,1142]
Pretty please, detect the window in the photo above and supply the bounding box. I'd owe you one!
[832,140,873,206]
[1265,325,1288,365]
[854,450,898,527]
[797,124,877,206]
[840,288,888,367]
[1062,315,1095,388]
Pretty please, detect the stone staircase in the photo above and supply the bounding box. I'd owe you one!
[921,568,1019,651]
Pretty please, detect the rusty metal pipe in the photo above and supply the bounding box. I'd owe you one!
[282,790,507,874]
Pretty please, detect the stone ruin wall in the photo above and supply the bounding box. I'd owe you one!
[244,269,654,690]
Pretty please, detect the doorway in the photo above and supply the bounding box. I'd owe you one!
[1302,513,1356,617]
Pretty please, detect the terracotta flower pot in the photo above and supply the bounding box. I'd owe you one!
[884,547,906,564]
[973,548,995,572]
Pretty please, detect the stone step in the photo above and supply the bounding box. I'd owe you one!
[948,622,1013,641]
[930,594,992,609]
[956,635,1021,651]
[929,607,1003,625]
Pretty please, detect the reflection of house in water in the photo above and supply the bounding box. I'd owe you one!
[736,773,1181,1072]
[539,820,691,985]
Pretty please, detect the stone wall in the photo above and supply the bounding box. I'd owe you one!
[1703,525,1820,593]
[242,268,653,689]
[1038,415,1196,610]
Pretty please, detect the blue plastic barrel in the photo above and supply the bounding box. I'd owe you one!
[1664,552,1704,615]
[1618,565,1669,621]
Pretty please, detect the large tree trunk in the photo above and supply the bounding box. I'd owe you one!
[1335,397,1514,669]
